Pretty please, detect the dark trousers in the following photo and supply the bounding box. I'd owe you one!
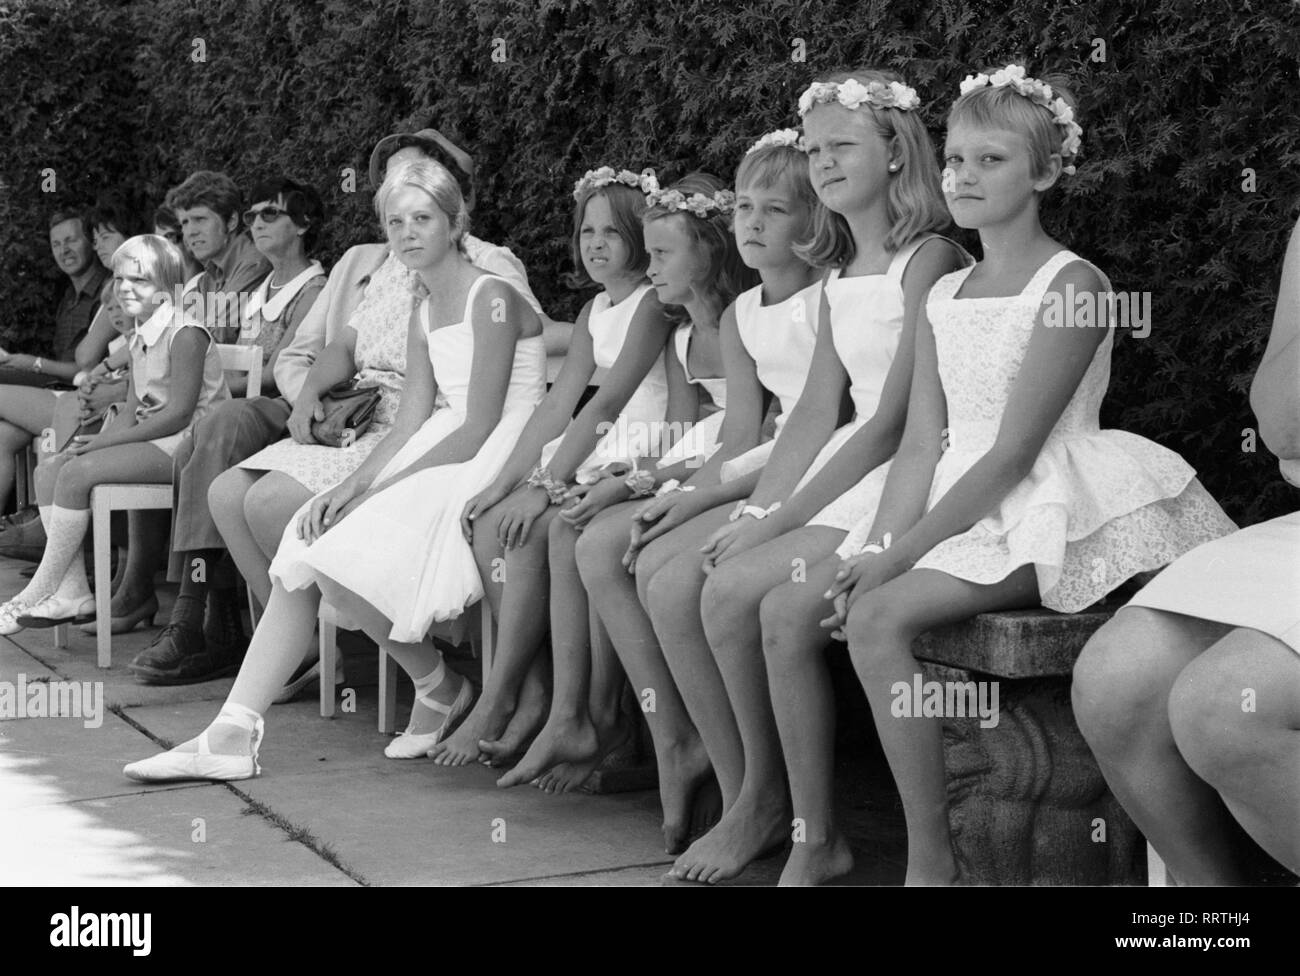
[167,395,292,581]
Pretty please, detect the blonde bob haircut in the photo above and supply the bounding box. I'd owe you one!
[375,156,470,251]
[735,142,818,259]
[947,69,1080,181]
[795,67,950,269]
[109,234,188,297]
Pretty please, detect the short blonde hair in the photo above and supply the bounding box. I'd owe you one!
[948,70,1080,180]
[795,67,950,268]
[110,235,187,296]
[374,157,470,249]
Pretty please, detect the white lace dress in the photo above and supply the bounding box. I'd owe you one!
[270,275,547,642]
[717,279,823,481]
[538,282,669,472]
[237,251,412,494]
[838,250,1238,613]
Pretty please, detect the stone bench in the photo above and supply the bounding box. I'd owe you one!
[911,578,1158,886]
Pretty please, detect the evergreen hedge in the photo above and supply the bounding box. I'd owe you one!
[2,0,1298,524]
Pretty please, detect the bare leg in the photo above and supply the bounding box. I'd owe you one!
[239,471,311,605]
[1074,607,1245,884]
[0,387,58,512]
[576,501,714,854]
[434,504,561,765]
[825,566,1039,887]
[641,507,744,807]
[1168,628,1300,875]
[498,514,628,789]
[671,524,844,883]
[537,615,631,793]
[759,553,851,886]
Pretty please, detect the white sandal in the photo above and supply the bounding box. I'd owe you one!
[384,660,477,760]
[123,703,264,782]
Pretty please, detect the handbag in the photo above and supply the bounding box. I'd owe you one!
[311,380,383,447]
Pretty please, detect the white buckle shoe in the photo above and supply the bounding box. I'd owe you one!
[384,661,477,760]
[124,704,264,782]
[0,596,36,636]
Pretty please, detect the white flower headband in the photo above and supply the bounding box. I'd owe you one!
[958,64,1083,174]
[797,77,921,117]
[645,187,737,218]
[573,166,660,201]
[746,128,806,155]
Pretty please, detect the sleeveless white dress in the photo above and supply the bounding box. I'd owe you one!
[807,235,956,530]
[717,279,823,481]
[538,282,669,472]
[838,250,1238,613]
[1125,457,1300,652]
[655,323,728,468]
[270,274,547,642]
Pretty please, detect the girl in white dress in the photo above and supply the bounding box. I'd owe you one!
[426,167,675,766]
[124,157,546,781]
[766,65,1236,886]
[1074,219,1300,880]
[510,135,825,801]
[656,73,966,882]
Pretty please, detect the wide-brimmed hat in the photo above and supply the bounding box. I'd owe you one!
[368,127,476,209]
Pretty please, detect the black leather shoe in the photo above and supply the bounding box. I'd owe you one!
[128,624,242,686]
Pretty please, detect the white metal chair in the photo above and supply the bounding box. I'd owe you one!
[59,344,262,665]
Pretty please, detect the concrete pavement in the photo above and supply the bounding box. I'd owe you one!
[0,555,905,886]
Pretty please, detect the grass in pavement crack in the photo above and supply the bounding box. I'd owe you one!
[236,792,369,886]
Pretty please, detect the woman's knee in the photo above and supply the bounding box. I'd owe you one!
[574,510,631,586]
[49,454,95,505]
[699,558,760,635]
[642,547,704,624]
[1072,607,1191,756]
[841,591,912,676]
[244,474,296,544]
[209,467,253,527]
[1167,633,1280,786]
[759,578,826,664]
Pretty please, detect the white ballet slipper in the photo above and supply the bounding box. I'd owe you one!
[384,661,477,760]
[123,703,264,782]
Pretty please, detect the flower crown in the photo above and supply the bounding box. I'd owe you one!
[746,128,806,155]
[958,65,1083,174]
[797,77,921,118]
[573,166,660,201]
[645,187,737,218]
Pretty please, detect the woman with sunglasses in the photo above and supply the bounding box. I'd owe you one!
[121,178,328,683]
[235,178,327,397]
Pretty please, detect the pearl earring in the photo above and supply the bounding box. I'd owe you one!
[888,162,899,171]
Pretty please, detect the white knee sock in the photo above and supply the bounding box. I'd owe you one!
[21,506,91,603]
[52,548,91,601]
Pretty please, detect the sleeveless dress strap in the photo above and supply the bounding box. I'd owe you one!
[884,234,938,288]
[673,323,693,380]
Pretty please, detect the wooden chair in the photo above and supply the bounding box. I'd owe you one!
[58,344,263,664]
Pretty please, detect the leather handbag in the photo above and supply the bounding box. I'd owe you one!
[311,380,382,447]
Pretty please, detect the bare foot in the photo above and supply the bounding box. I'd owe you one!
[671,792,790,884]
[687,775,722,841]
[657,737,715,855]
[496,714,598,788]
[478,689,548,767]
[778,832,854,886]
[429,696,509,766]
[535,718,634,793]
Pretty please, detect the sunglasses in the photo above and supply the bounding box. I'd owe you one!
[242,206,292,228]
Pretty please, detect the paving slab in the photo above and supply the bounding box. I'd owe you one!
[0,777,355,886]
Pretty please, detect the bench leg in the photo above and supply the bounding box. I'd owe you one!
[318,612,336,718]
[94,495,112,668]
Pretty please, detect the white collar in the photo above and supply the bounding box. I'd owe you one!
[182,272,203,294]
[244,261,324,323]
[133,302,174,349]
